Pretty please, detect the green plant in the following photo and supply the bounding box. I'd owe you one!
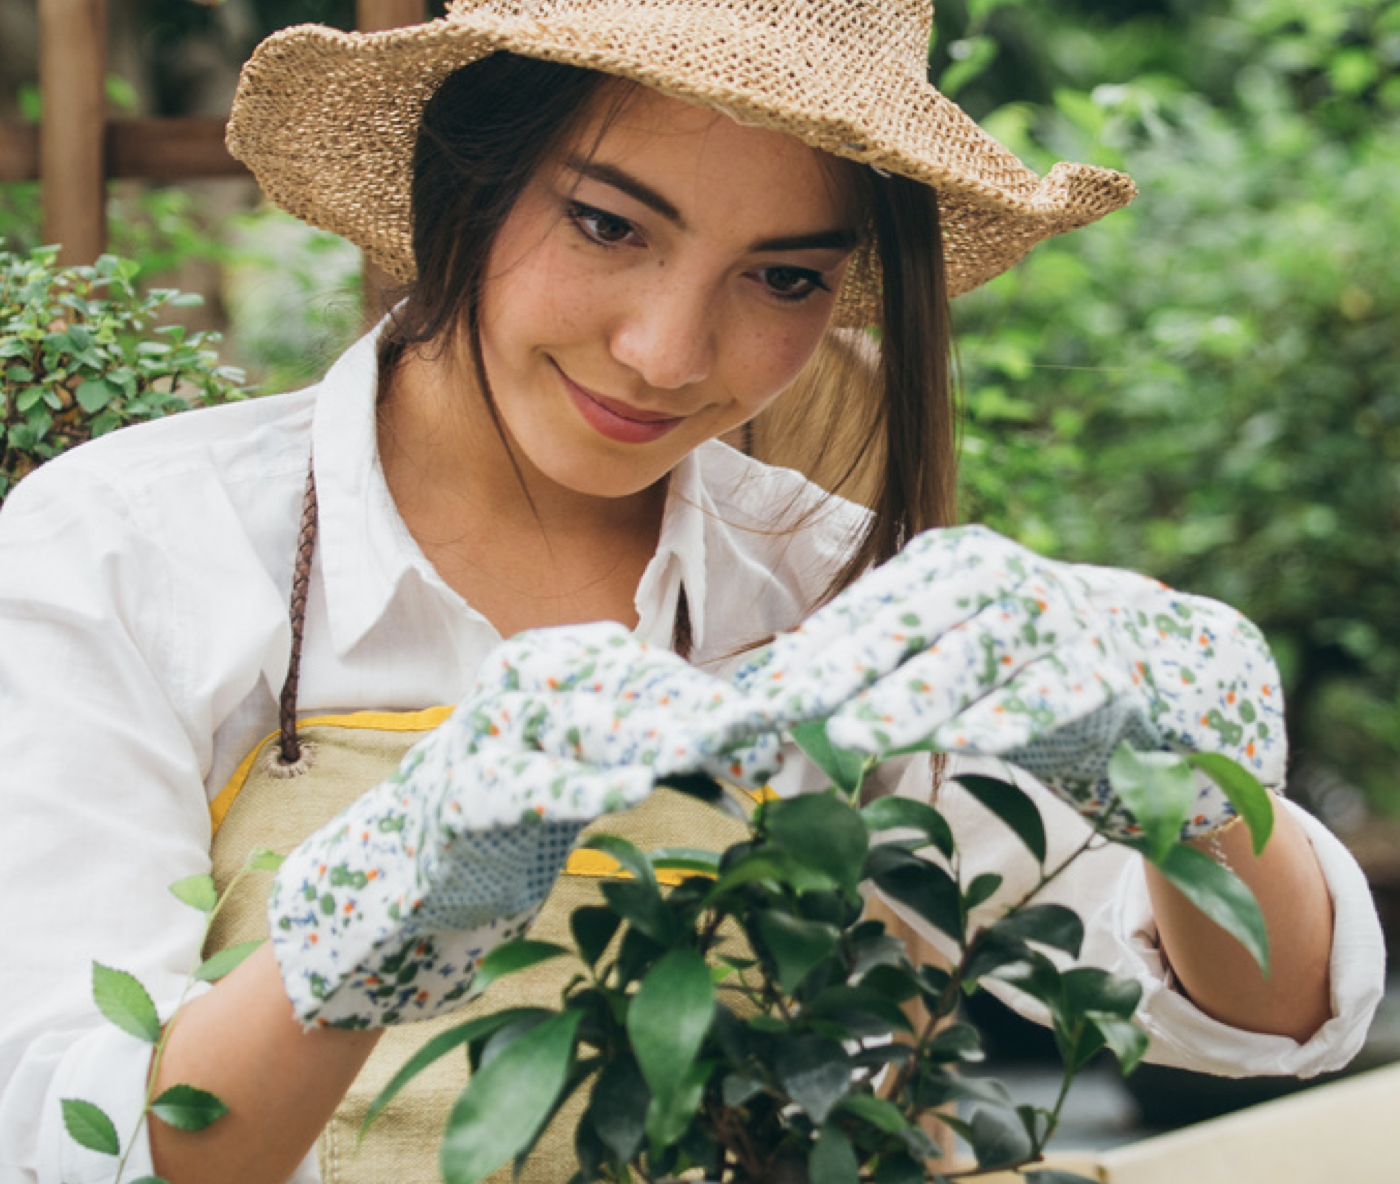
[0,244,249,502]
[370,738,1273,1184]
[950,52,1400,814]
[59,849,284,1181]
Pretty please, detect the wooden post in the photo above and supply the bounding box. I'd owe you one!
[39,0,107,265]
[357,0,429,321]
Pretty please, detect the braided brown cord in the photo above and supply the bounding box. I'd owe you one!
[277,458,320,766]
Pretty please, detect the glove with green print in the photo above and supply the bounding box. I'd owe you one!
[735,525,1283,841]
[269,622,781,1028]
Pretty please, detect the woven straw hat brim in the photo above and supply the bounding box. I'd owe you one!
[227,1,1136,323]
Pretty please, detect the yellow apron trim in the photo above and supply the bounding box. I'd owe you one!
[209,707,455,834]
[209,707,780,879]
[566,847,694,886]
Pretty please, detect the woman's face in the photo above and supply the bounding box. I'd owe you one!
[472,86,862,501]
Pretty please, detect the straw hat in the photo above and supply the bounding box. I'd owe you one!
[227,0,1135,325]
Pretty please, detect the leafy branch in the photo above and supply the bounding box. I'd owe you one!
[365,734,1274,1184]
[60,847,283,1181]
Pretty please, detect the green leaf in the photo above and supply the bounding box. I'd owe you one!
[954,774,1047,863]
[570,905,622,968]
[810,1123,860,1184]
[1025,1172,1104,1184]
[802,984,914,1037]
[1108,745,1196,864]
[772,1036,852,1126]
[628,949,714,1102]
[754,910,840,994]
[873,1150,925,1184]
[722,1071,763,1107]
[963,930,1034,986]
[586,1056,650,1164]
[75,377,116,413]
[194,939,263,983]
[1187,752,1275,855]
[126,1177,175,1184]
[1150,842,1271,973]
[860,795,955,859]
[92,963,161,1043]
[963,871,1003,911]
[835,1092,911,1134]
[865,846,963,942]
[473,939,570,995]
[601,878,675,945]
[792,719,870,794]
[440,1010,582,1184]
[245,847,285,873]
[643,1058,708,1154]
[60,1098,120,1155]
[985,904,1085,959]
[364,1008,547,1135]
[649,846,723,877]
[706,848,834,901]
[581,833,657,889]
[1090,1014,1150,1074]
[925,1022,986,1064]
[765,791,869,892]
[967,1103,1033,1171]
[1061,967,1142,1020]
[169,873,218,914]
[150,1083,229,1131]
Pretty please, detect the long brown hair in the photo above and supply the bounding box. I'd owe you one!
[381,54,958,603]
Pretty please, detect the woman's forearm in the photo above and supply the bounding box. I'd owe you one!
[1146,805,1335,1043]
[149,943,380,1184]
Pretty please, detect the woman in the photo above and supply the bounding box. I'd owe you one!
[0,3,1383,1183]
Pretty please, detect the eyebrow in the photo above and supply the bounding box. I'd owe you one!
[563,156,861,254]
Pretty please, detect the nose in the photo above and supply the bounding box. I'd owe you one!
[608,273,718,391]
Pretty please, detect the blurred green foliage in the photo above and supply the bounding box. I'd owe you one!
[0,246,248,502]
[947,0,1400,815]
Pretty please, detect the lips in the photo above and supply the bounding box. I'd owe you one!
[555,364,687,445]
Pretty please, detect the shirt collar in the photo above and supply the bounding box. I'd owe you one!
[311,326,724,659]
[311,325,425,657]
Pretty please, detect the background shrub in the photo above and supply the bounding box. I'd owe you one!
[0,245,248,502]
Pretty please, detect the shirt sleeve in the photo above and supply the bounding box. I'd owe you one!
[0,459,275,1182]
[872,755,1386,1079]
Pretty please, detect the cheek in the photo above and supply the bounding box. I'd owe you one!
[729,320,834,414]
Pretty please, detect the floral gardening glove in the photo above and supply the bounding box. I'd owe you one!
[735,526,1284,840]
[269,622,781,1028]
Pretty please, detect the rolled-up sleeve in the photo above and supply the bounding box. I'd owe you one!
[874,756,1386,1079]
[1108,800,1385,1077]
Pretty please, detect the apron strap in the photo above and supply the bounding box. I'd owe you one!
[276,456,319,768]
[269,453,694,769]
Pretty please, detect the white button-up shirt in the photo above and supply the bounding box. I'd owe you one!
[0,330,1384,1183]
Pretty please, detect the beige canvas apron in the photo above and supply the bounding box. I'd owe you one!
[204,712,754,1182]
[196,461,752,1180]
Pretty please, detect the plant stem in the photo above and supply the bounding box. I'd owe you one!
[111,863,260,1182]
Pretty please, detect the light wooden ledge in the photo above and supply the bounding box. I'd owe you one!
[975,1061,1400,1183]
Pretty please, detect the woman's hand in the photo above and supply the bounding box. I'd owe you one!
[268,622,779,1029]
[737,527,1336,1041]
[735,525,1285,839]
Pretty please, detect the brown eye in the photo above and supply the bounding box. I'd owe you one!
[568,202,636,246]
[759,266,828,302]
